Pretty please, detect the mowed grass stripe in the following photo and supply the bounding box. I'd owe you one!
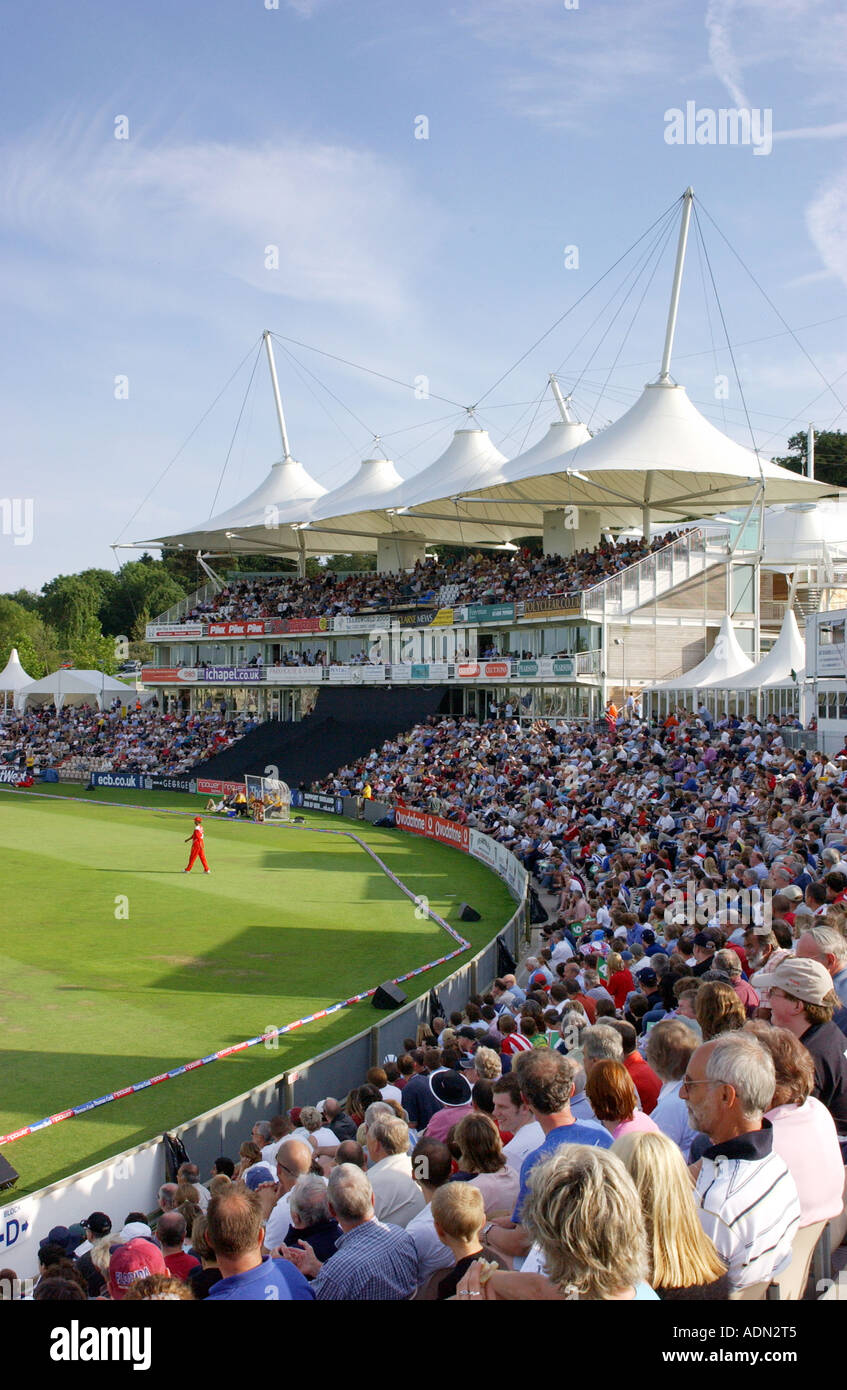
[0,791,514,1195]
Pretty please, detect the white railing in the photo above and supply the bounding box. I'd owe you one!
[580,528,729,618]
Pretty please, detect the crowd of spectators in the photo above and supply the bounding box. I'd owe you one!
[9,697,847,1303]
[0,703,255,778]
[185,535,679,625]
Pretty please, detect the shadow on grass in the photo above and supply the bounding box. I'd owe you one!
[146,923,451,997]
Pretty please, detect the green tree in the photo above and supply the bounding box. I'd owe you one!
[322,553,377,572]
[102,562,186,636]
[1,588,41,612]
[68,615,118,674]
[0,598,62,679]
[39,574,101,640]
[773,430,847,487]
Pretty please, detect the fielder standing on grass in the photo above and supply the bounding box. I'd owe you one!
[184,816,211,874]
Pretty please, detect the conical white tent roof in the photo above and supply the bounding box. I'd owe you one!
[500,418,593,484]
[19,668,136,711]
[308,456,405,521]
[0,647,34,693]
[705,610,806,690]
[445,382,837,531]
[298,428,517,551]
[762,500,847,566]
[150,455,327,553]
[651,615,753,690]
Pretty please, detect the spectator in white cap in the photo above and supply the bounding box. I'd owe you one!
[764,957,847,1153]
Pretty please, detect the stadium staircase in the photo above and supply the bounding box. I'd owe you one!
[191,685,450,788]
[580,527,729,619]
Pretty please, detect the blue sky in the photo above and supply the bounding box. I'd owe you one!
[2,0,846,589]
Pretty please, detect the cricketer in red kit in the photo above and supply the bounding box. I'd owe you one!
[184,816,210,873]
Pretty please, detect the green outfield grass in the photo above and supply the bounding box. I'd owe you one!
[0,785,516,1196]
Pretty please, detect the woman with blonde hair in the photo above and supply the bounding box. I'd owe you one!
[612,1130,729,1299]
[456,1145,658,1300]
[233,1141,262,1180]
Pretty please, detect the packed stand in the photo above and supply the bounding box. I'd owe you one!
[0,703,256,778]
[10,701,847,1303]
[184,534,680,625]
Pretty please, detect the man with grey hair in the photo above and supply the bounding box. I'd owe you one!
[285,1174,341,1264]
[365,1114,425,1228]
[681,1034,801,1293]
[580,1024,624,1077]
[714,948,759,1017]
[158,1183,178,1214]
[795,925,847,1018]
[281,1164,419,1300]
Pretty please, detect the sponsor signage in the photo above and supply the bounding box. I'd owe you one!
[552,657,575,677]
[520,595,580,617]
[208,620,284,637]
[399,610,437,628]
[410,664,430,679]
[265,667,323,684]
[332,614,381,633]
[144,775,198,793]
[301,792,344,814]
[469,829,528,899]
[518,660,538,677]
[395,807,469,852]
[0,767,27,784]
[283,617,329,634]
[328,665,386,683]
[457,662,480,679]
[146,624,203,640]
[484,661,509,678]
[140,667,198,684]
[466,603,515,624]
[90,772,146,790]
[196,779,245,796]
[200,667,264,684]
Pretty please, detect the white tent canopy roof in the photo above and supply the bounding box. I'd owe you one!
[762,500,847,566]
[0,647,34,693]
[19,668,135,710]
[446,382,836,531]
[650,615,753,691]
[705,610,806,690]
[152,455,327,553]
[307,456,405,522]
[499,418,593,484]
[298,427,517,551]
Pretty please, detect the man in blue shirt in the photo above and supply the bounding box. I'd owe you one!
[483,1048,612,1265]
[205,1188,313,1301]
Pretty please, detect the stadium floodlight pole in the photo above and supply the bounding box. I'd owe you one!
[549,375,575,423]
[263,329,293,462]
[807,423,815,479]
[657,188,694,384]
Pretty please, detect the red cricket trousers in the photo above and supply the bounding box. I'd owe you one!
[186,841,209,871]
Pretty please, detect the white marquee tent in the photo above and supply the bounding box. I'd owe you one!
[18,668,139,711]
[0,648,34,712]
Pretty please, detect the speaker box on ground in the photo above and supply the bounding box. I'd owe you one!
[0,1153,19,1191]
[458,903,481,922]
[372,981,407,1010]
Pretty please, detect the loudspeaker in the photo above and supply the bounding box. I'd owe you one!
[0,1153,19,1191]
[372,981,407,1011]
[458,903,481,922]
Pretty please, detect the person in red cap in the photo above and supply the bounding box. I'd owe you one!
[108,1238,167,1300]
[184,817,210,874]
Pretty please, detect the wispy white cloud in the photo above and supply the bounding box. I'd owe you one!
[705,0,750,108]
[0,122,444,320]
[455,0,682,130]
[775,123,847,143]
[806,171,847,292]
